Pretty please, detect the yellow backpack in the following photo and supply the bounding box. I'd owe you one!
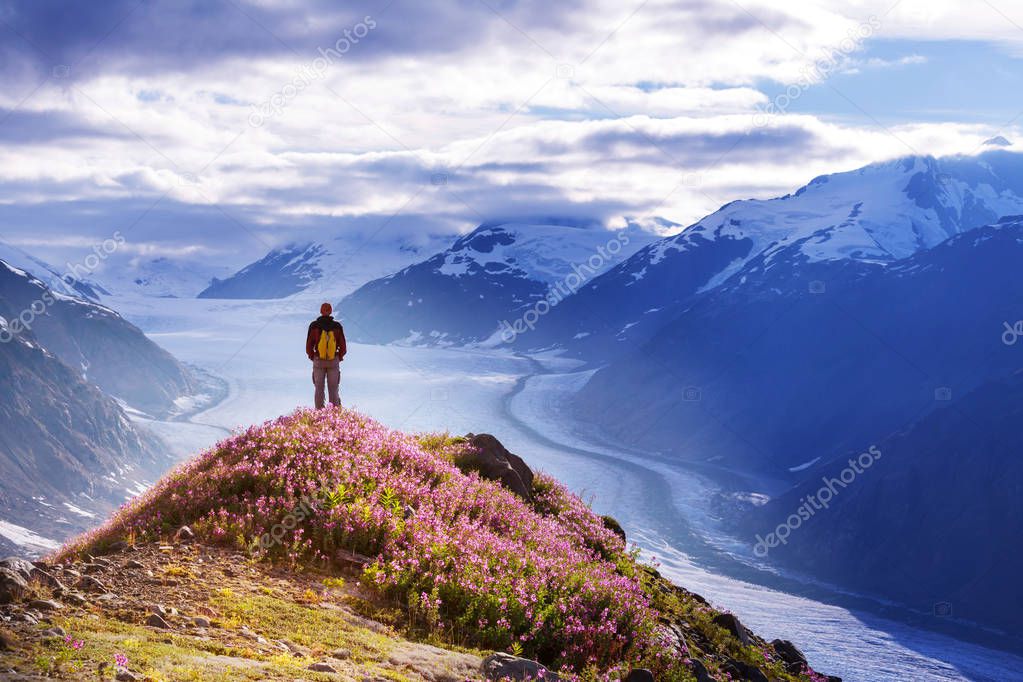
[317,328,337,360]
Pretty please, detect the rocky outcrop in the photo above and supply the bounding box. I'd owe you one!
[482,652,559,681]
[458,433,534,502]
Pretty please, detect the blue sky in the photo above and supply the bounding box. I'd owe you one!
[0,0,1021,276]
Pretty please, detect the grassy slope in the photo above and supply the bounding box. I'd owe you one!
[5,407,830,681]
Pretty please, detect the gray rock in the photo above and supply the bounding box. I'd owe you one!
[482,653,558,681]
[0,568,28,604]
[461,434,534,502]
[125,560,145,570]
[191,616,211,628]
[64,593,88,606]
[712,612,751,646]
[331,647,352,660]
[308,662,338,673]
[174,526,195,543]
[28,599,62,611]
[600,515,627,543]
[771,639,808,674]
[78,576,109,593]
[32,568,65,592]
[0,558,34,581]
[115,670,142,681]
[145,613,170,629]
[40,626,66,639]
[721,658,769,682]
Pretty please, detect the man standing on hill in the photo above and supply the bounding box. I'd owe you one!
[306,302,346,408]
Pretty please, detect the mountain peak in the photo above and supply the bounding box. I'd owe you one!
[984,135,1013,147]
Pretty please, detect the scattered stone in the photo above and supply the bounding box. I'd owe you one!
[482,653,558,681]
[88,556,112,568]
[191,616,211,628]
[62,569,81,579]
[115,669,142,681]
[81,563,106,574]
[125,560,145,570]
[28,599,62,612]
[64,593,87,606]
[460,434,534,501]
[624,669,654,682]
[40,626,66,639]
[145,613,170,629]
[772,639,809,674]
[0,627,13,650]
[195,605,219,618]
[281,639,312,657]
[96,593,119,603]
[17,612,38,625]
[174,526,195,543]
[32,568,64,592]
[78,576,109,593]
[721,658,769,682]
[0,568,28,604]
[712,612,751,646]
[330,647,352,660]
[0,558,34,581]
[600,515,627,543]
[308,662,338,673]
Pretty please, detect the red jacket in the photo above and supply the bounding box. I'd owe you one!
[306,315,347,361]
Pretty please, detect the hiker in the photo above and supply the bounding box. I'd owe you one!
[306,302,346,408]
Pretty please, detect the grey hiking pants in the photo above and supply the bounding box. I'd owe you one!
[312,359,341,408]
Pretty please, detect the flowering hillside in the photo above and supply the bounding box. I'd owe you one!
[51,407,833,681]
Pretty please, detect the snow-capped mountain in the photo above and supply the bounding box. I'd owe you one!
[0,238,108,300]
[338,221,659,345]
[0,259,196,417]
[521,150,1023,355]
[97,256,231,299]
[0,269,178,555]
[198,235,440,300]
[576,214,1023,476]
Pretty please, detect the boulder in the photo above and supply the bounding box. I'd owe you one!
[712,612,751,646]
[308,662,338,673]
[600,515,627,543]
[461,434,534,502]
[146,613,171,629]
[482,653,558,681]
[771,639,808,674]
[0,568,28,604]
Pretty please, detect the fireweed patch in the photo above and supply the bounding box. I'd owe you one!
[56,407,658,674]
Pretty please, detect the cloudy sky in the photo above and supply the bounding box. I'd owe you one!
[1,0,1022,273]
